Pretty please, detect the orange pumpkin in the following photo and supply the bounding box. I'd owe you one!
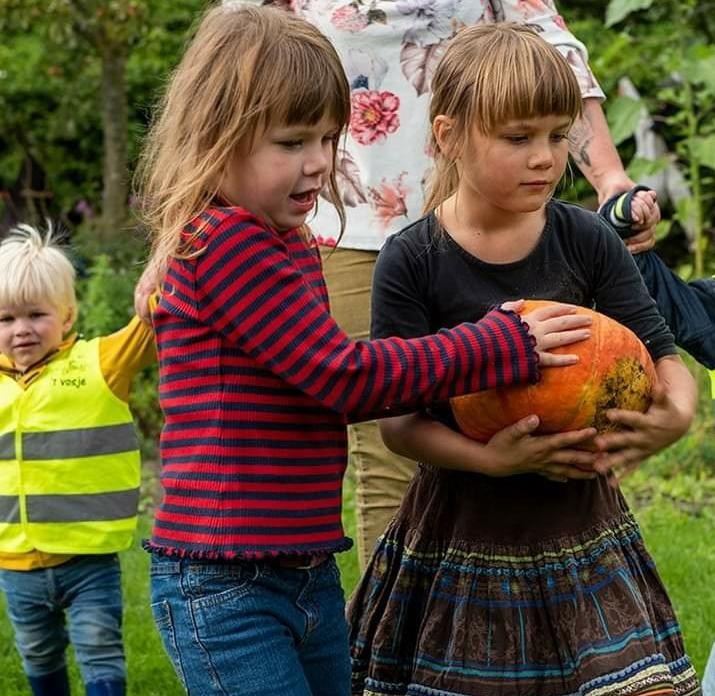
[450,300,657,443]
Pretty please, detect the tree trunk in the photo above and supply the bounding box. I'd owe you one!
[99,44,128,242]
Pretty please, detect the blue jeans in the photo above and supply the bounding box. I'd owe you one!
[150,553,351,696]
[0,554,126,685]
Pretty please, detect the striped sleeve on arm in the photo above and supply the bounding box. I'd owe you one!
[191,210,539,421]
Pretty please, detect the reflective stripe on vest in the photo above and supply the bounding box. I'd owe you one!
[0,496,20,523]
[0,433,14,459]
[20,423,138,460]
[26,489,140,522]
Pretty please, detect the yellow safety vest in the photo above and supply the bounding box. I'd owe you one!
[0,339,140,554]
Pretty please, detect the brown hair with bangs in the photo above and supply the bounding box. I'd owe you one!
[424,22,582,213]
[136,3,350,267]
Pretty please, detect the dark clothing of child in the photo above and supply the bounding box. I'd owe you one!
[347,201,699,696]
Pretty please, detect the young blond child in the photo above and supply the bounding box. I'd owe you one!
[0,224,155,696]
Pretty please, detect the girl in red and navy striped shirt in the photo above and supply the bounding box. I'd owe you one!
[135,5,593,695]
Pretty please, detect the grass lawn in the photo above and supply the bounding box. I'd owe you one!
[1,472,713,694]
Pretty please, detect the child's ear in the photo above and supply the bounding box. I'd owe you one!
[433,115,461,160]
[62,306,76,334]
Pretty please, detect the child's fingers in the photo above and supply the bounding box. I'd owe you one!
[500,299,525,313]
[537,351,580,367]
[625,191,660,240]
[632,189,657,210]
[549,447,599,469]
[537,427,598,450]
[629,199,647,224]
[605,407,651,430]
[539,314,593,334]
[524,302,580,321]
[643,189,657,204]
[539,327,592,350]
[593,449,643,481]
[498,414,540,442]
[592,423,646,453]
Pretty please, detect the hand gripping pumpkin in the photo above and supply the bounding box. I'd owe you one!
[450,300,657,443]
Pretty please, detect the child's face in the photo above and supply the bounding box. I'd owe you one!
[458,113,571,216]
[219,114,340,231]
[0,300,73,371]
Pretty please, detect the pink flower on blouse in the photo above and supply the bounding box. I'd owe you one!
[331,4,369,32]
[350,90,400,146]
[517,0,548,16]
[368,173,409,229]
[314,234,338,247]
[553,14,567,30]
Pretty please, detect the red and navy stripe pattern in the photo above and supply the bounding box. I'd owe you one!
[149,207,538,559]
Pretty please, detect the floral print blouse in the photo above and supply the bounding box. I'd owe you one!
[255,0,605,250]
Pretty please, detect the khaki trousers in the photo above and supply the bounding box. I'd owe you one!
[319,246,417,571]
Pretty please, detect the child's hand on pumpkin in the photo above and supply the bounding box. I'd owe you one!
[483,414,598,481]
[591,380,694,487]
[502,300,592,368]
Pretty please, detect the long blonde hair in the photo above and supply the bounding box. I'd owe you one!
[424,23,583,213]
[136,4,350,267]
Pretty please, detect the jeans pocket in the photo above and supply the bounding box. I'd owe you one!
[185,563,261,609]
[188,567,265,647]
[150,599,188,690]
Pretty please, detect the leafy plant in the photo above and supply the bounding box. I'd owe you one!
[604,0,715,276]
[0,0,204,238]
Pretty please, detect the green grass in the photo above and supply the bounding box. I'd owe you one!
[624,500,715,675]
[1,469,713,694]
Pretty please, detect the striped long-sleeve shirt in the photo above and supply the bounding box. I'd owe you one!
[148,206,539,559]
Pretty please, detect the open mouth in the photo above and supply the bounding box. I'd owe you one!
[290,190,318,204]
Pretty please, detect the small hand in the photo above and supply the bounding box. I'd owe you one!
[502,300,592,368]
[625,190,659,253]
[484,415,598,481]
[134,260,164,324]
[591,382,691,486]
[597,177,659,254]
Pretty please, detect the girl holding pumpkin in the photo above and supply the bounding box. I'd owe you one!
[348,22,700,696]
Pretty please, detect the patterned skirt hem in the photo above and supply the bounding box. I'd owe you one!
[355,656,700,695]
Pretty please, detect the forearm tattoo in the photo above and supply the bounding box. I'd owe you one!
[568,111,594,169]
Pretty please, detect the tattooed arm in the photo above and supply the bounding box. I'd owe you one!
[570,99,633,205]
[570,99,658,252]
